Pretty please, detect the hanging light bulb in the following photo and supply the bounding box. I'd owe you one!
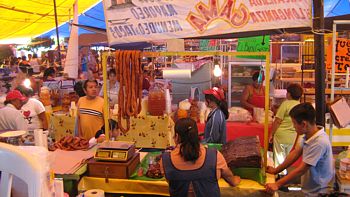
[213,64,222,77]
[23,78,31,88]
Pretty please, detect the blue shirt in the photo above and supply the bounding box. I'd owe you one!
[204,108,226,144]
[81,57,88,72]
[301,127,334,194]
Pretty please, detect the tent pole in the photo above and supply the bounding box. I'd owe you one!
[313,0,326,126]
[53,0,62,65]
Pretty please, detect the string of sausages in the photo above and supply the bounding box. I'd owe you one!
[115,50,143,133]
[49,136,89,151]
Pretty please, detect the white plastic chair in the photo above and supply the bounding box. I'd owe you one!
[0,142,42,197]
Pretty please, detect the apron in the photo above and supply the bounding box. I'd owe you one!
[248,87,265,109]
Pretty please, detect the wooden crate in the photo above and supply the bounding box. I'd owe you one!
[87,153,140,179]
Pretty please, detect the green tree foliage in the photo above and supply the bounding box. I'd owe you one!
[19,37,54,54]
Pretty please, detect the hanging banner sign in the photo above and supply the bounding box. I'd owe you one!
[326,38,350,73]
[102,0,312,45]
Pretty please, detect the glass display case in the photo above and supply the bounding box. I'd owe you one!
[228,61,264,107]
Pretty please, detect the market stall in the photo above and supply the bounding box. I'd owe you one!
[136,50,271,168]
[0,48,273,196]
[2,0,345,195]
[71,50,273,197]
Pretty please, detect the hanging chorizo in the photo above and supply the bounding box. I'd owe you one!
[116,50,143,133]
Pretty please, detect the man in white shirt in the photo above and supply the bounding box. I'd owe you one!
[0,90,28,131]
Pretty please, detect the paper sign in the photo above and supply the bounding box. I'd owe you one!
[330,97,350,128]
[326,38,350,73]
[237,35,270,59]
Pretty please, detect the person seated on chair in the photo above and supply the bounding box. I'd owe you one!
[160,118,240,197]
[240,71,265,114]
[99,69,119,107]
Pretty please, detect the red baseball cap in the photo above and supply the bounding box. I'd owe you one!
[203,87,225,101]
[6,90,27,102]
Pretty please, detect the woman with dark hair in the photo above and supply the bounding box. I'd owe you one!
[74,80,86,97]
[99,68,119,107]
[203,87,229,144]
[43,67,56,81]
[160,118,240,197]
[240,71,265,113]
[269,83,303,174]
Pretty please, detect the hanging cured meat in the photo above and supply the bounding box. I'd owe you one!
[115,50,143,133]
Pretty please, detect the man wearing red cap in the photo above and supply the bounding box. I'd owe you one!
[0,90,28,131]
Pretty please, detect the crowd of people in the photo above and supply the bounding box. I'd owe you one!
[156,83,334,196]
[200,83,334,196]
[0,53,335,196]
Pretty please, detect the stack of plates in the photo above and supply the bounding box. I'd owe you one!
[0,130,27,145]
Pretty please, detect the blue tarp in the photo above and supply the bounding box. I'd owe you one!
[325,0,350,17]
[37,0,350,39]
[39,1,106,38]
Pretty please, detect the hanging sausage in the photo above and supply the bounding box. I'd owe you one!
[115,50,143,133]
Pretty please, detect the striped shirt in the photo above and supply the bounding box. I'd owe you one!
[77,96,104,140]
[204,108,227,144]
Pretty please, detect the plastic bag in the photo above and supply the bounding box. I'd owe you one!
[227,107,252,122]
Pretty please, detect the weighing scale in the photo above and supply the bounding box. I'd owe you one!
[94,141,135,162]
